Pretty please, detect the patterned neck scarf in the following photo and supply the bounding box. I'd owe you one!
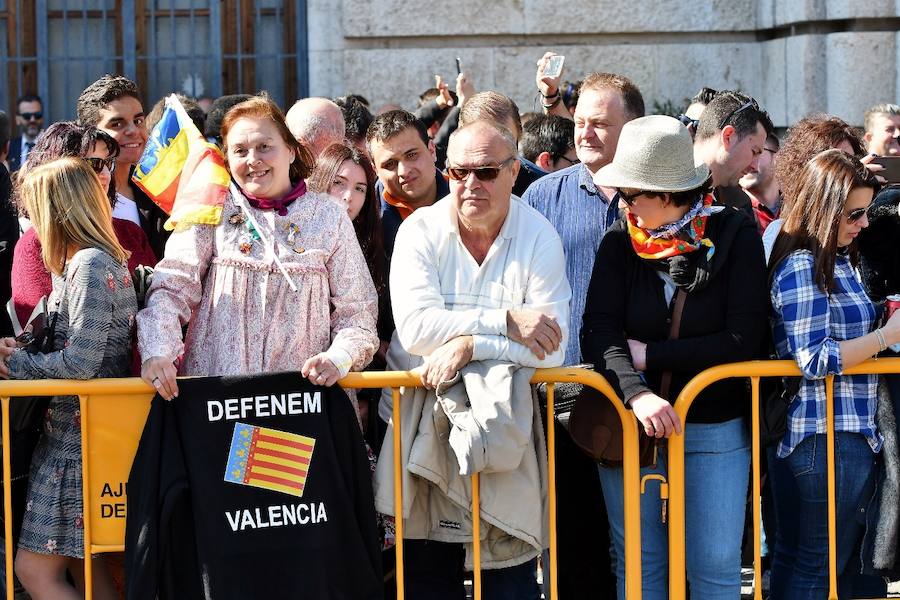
[242,180,307,216]
[626,193,722,261]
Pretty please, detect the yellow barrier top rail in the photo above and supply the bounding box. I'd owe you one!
[0,365,627,395]
[0,367,645,600]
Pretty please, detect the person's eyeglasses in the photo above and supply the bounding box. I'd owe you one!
[845,207,869,224]
[717,98,759,130]
[617,188,653,206]
[555,155,580,167]
[19,112,42,121]
[447,157,515,182]
[83,156,116,175]
[676,114,699,130]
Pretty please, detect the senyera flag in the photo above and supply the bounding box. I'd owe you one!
[132,94,230,231]
[224,422,316,498]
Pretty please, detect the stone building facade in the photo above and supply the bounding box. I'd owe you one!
[308,0,900,127]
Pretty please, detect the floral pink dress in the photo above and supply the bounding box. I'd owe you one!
[136,188,378,389]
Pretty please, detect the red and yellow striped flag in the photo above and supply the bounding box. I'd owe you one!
[224,422,315,498]
[132,94,230,231]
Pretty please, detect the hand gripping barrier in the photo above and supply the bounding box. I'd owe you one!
[0,367,644,600]
[667,357,900,600]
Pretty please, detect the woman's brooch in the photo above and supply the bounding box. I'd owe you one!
[228,208,246,226]
[233,210,261,255]
[284,222,305,254]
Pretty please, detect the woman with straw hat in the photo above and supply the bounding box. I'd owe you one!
[581,114,769,599]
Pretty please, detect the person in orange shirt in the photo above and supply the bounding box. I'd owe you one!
[740,132,781,235]
[366,110,450,258]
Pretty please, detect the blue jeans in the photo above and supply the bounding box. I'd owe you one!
[598,417,750,600]
[768,433,878,600]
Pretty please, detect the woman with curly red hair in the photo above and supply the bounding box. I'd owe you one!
[763,115,867,258]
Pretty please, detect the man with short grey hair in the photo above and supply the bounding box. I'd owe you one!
[285,97,346,158]
[457,90,548,196]
[863,102,900,157]
[376,120,570,599]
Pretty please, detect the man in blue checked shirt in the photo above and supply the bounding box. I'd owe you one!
[522,68,645,599]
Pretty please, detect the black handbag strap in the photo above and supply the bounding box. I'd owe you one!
[659,289,687,401]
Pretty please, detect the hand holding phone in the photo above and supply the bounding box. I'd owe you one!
[543,55,565,79]
[869,155,900,184]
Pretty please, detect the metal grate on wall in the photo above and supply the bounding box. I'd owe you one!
[1,0,308,124]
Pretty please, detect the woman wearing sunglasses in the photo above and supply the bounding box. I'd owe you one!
[767,150,896,599]
[11,122,156,334]
[581,115,768,599]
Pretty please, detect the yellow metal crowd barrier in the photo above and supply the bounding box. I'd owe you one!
[667,357,900,600]
[9,360,894,599]
[0,367,644,600]
[0,377,155,600]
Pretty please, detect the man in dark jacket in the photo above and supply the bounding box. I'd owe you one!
[367,110,450,259]
[7,94,43,173]
[77,74,170,259]
[855,103,900,593]
[693,91,771,224]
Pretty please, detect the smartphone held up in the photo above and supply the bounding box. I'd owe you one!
[543,55,565,79]
[870,155,900,184]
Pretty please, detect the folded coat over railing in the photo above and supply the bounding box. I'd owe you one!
[374,360,548,569]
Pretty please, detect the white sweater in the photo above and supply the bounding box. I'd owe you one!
[379,195,571,421]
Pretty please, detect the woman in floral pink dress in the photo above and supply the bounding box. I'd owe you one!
[137,96,378,402]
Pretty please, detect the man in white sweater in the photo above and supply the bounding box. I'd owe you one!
[383,120,571,599]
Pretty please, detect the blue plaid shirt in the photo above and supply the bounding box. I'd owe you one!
[771,250,882,458]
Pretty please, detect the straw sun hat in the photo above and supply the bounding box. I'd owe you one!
[593,115,710,193]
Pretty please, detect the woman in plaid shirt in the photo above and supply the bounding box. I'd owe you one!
[768,149,899,598]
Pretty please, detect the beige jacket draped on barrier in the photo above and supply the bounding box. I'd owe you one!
[374,360,548,569]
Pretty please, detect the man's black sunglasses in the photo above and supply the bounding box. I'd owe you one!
[676,114,699,130]
[447,157,516,182]
[19,112,42,121]
[717,99,759,130]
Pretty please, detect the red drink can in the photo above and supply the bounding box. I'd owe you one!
[888,294,900,320]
